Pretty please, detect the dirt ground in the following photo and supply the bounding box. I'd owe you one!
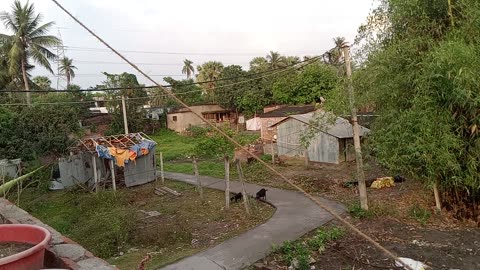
[248,158,480,270]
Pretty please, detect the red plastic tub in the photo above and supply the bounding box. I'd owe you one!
[0,224,51,270]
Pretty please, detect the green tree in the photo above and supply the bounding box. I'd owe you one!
[0,0,60,104]
[181,59,194,79]
[215,65,248,111]
[196,61,224,100]
[249,56,269,73]
[162,77,204,106]
[59,57,77,86]
[355,0,480,219]
[32,76,51,90]
[266,51,286,69]
[99,72,148,134]
[285,56,300,66]
[272,63,338,104]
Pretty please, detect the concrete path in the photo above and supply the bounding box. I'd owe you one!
[159,172,345,270]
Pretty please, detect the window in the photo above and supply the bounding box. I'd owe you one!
[172,116,177,122]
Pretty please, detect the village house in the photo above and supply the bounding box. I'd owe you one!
[166,104,238,133]
[272,112,370,164]
[258,105,316,142]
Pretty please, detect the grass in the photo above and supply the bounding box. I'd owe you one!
[272,226,345,270]
[408,204,431,225]
[15,180,274,270]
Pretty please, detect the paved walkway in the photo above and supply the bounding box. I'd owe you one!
[159,172,345,270]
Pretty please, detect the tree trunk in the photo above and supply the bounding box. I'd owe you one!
[21,58,31,105]
[343,45,368,210]
[224,156,230,210]
[235,160,251,215]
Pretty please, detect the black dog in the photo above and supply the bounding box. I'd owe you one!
[256,188,267,200]
[230,192,243,202]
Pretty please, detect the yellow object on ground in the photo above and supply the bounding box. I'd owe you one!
[370,177,395,189]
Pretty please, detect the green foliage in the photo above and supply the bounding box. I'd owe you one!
[408,204,431,225]
[0,93,83,160]
[347,202,373,219]
[355,0,480,213]
[274,226,344,269]
[162,77,204,106]
[273,63,339,104]
[32,76,52,90]
[215,65,248,110]
[99,72,148,134]
[185,126,209,138]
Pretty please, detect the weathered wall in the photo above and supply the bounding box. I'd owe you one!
[167,104,225,132]
[277,118,340,164]
[124,146,157,187]
[260,116,285,142]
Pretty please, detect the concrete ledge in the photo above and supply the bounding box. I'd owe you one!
[0,198,117,270]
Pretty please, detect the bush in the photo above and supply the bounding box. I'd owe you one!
[408,205,431,225]
[186,126,209,138]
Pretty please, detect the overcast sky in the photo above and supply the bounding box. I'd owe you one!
[0,0,377,89]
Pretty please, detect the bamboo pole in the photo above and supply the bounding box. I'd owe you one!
[193,157,203,200]
[92,155,98,193]
[433,181,442,213]
[235,160,251,215]
[271,143,275,164]
[110,160,117,191]
[159,152,165,184]
[225,156,230,210]
[343,44,368,210]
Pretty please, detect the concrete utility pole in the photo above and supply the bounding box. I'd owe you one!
[121,96,129,134]
[343,44,368,210]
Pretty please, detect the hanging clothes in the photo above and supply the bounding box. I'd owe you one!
[108,147,130,167]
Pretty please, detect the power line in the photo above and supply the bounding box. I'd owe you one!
[49,1,412,268]
[0,57,319,106]
[73,60,251,66]
[0,56,320,93]
[62,45,320,57]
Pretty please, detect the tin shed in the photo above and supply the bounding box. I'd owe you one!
[273,112,370,164]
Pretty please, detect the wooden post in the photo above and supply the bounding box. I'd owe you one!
[193,157,203,200]
[343,44,368,210]
[433,181,442,213]
[303,148,309,167]
[159,152,165,184]
[110,160,117,191]
[92,155,98,193]
[224,156,230,210]
[121,95,129,134]
[235,160,251,215]
[271,143,275,164]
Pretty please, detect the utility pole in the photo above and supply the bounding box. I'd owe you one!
[121,96,129,134]
[343,44,368,210]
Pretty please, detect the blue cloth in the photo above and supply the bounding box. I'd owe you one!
[129,144,142,156]
[139,140,156,151]
[96,145,113,160]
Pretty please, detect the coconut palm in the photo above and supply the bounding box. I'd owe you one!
[249,56,269,72]
[181,59,194,79]
[285,56,300,66]
[59,57,77,86]
[266,51,286,69]
[0,0,60,104]
[326,36,346,66]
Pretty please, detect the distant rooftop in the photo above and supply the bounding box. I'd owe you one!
[258,105,316,118]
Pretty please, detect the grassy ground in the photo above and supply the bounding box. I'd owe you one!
[15,180,274,270]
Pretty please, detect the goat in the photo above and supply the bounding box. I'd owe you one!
[230,192,243,202]
[256,188,267,200]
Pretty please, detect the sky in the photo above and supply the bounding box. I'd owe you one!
[0,0,377,89]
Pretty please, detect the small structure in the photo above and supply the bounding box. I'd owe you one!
[166,104,238,133]
[246,116,261,131]
[272,112,370,164]
[57,133,157,189]
[0,159,22,179]
[258,105,316,142]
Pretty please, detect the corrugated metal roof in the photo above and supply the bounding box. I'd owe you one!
[258,105,316,118]
[274,112,370,138]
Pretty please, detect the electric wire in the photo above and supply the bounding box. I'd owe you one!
[50,1,412,268]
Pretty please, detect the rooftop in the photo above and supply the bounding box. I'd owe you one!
[258,105,316,118]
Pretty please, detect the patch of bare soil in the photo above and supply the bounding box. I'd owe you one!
[313,218,480,270]
[0,242,33,258]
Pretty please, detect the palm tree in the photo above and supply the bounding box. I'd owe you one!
[326,37,346,66]
[32,76,51,90]
[266,51,286,69]
[249,56,269,72]
[59,57,77,86]
[181,59,194,79]
[196,61,224,101]
[0,0,60,105]
[285,56,300,66]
